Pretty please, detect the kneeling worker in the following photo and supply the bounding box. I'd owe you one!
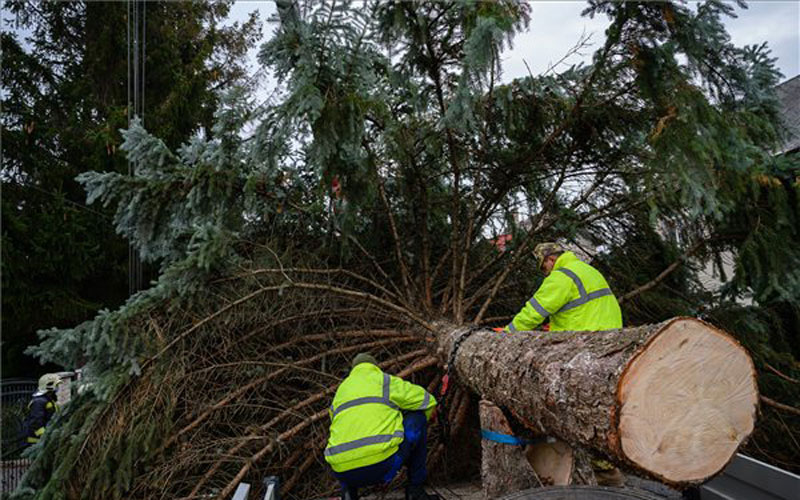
[325,353,439,500]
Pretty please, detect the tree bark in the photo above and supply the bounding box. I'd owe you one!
[479,400,540,498]
[436,317,759,487]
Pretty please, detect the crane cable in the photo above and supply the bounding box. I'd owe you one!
[127,0,145,295]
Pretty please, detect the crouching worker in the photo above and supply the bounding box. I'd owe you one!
[325,353,440,500]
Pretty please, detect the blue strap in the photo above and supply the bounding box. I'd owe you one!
[480,429,538,446]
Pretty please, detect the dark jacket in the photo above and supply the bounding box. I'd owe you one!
[22,391,58,444]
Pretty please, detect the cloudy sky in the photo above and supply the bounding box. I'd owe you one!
[230,0,799,87]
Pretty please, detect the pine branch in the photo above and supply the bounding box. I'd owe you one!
[416,12,467,320]
[186,346,429,497]
[215,409,329,500]
[231,308,391,351]
[216,328,410,370]
[281,442,324,495]
[225,267,401,303]
[430,247,452,291]
[455,201,477,323]
[471,161,569,324]
[74,281,425,473]
[408,148,434,311]
[215,353,438,500]
[168,336,417,453]
[346,234,406,299]
[155,281,431,371]
[290,282,434,331]
[376,167,416,302]
[619,239,706,304]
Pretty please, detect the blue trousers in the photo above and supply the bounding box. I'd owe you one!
[333,411,428,496]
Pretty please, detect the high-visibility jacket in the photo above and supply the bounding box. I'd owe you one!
[325,362,436,473]
[505,251,622,332]
[22,392,58,444]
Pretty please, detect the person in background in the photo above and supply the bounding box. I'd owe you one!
[325,353,440,500]
[21,373,61,446]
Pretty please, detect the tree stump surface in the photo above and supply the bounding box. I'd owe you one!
[525,438,573,486]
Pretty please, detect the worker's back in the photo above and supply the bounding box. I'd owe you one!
[325,355,439,500]
[548,252,622,331]
[326,363,405,472]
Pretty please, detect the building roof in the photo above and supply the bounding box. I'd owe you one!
[775,74,800,155]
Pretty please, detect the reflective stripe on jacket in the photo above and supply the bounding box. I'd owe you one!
[325,362,436,472]
[506,251,622,332]
[23,394,58,444]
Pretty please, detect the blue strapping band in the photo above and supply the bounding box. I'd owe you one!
[480,429,538,446]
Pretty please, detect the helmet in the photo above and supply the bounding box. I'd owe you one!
[533,242,564,269]
[37,373,62,393]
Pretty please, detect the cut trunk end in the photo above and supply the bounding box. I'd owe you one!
[617,318,759,483]
[439,317,758,487]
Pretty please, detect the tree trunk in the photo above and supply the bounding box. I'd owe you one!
[436,317,758,487]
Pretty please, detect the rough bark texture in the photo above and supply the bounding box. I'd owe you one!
[436,317,758,486]
[479,400,540,498]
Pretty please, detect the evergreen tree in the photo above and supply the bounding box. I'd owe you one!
[13,1,799,497]
[1,0,261,377]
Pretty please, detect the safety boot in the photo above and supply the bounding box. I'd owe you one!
[341,487,358,500]
[405,484,441,500]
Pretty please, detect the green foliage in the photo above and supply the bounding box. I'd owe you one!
[705,303,800,469]
[598,214,700,325]
[12,1,800,496]
[1,0,261,377]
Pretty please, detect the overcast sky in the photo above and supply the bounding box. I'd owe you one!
[230,0,799,88]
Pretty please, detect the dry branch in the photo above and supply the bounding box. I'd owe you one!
[619,240,705,304]
[765,363,799,384]
[169,336,418,454]
[761,396,800,417]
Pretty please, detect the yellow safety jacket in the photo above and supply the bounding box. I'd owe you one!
[505,251,622,332]
[325,362,436,473]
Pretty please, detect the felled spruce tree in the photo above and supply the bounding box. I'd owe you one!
[17,1,798,498]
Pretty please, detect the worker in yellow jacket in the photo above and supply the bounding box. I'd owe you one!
[325,353,439,500]
[505,242,622,333]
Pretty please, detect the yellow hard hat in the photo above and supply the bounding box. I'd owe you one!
[533,242,564,269]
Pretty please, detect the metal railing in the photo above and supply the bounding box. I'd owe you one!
[2,378,38,494]
[1,456,32,494]
[2,378,37,452]
[700,454,800,500]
